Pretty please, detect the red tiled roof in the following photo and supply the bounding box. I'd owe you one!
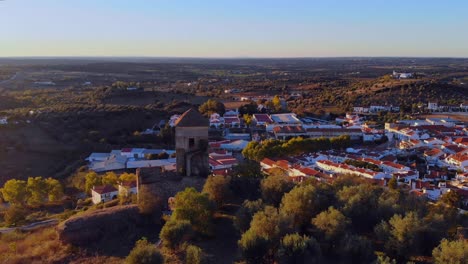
[120,181,137,188]
[260,158,276,167]
[273,126,306,134]
[93,185,117,194]
[253,114,273,123]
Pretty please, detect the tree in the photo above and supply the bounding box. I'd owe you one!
[337,184,382,230]
[279,233,311,263]
[1,179,28,205]
[280,185,323,230]
[375,212,425,257]
[238,229,270,264]
[234,199,264,233]
[243,114,253,127]
[159,219,193,250]
[272,95,282,112]
[198,99,225,116]
[26,177,48,206]
[338,234,374,263]
[438,191,462,208]
[102,172,119,186]
[85,171,102,193]
[311,206,350,240]
[173,187,214,235]
[4,205,27,226]
[387,176,398,190]
[125,238,164,264]
[185,244,204,264]
[202,175,232,207]
[120,172,137,182]
[249,206,292,242]
[45,178,64,202]
[260,171,294,206]
[432,239,468,264]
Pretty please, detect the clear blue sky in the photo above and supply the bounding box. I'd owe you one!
[1,0,467,57]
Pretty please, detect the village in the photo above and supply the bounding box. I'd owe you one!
[82,100,468,211]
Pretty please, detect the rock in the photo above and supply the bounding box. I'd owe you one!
[57,205,142,246]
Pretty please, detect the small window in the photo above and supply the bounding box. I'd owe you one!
[189,138,195,148]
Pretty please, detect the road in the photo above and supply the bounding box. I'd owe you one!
[0,219,58,234]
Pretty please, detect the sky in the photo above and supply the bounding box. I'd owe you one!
[0,0,468,57]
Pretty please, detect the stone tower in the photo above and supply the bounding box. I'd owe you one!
[174,108,209,177]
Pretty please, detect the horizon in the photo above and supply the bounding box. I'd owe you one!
[1,0,468,57]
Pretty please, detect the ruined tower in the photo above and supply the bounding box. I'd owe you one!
[174,108,209,177]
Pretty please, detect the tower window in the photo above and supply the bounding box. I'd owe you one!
[189,138,195,148]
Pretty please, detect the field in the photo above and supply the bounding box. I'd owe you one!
[0,57,467,183]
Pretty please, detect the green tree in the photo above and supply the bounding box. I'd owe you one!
[375,212,425,257]
[280,185,323,229]
[45,178,64,202]
[272,95,282,112]
[185,244,204,264]
[261,170,293,206]
[85,171,102,193]
[243,114,253,127]
[234,199,264,233]
[249,206,292,242]
[337,184,382,230]
[338,234,374,263]
[388,176,398,190]
[125,238,164,264]
[311,206,350,240]
[159,219,193,250]
[4,205,27,226]
[438,191,462,208]
[102,172,119,186]
[173,187,214,235]
[432,239,468,264]
[1,179,28,205]
[26,177,48,206]
[119,172,137,182]
[279,233,311,263]
[238,229,270,264]
[198,99,225,116]
[202,175,232,207]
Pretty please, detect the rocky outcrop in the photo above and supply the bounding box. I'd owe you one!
[57,205,142,246]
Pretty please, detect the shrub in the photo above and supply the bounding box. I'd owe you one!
[186,244,204,264]
[159,220,193,250]
[126,238,164,264]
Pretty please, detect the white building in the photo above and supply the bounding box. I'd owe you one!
[91,185,119,204]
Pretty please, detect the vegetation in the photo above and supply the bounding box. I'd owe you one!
[198,99,225,116]
[125,238,164,264]
[171,187,215,236]
[432,239,468,264]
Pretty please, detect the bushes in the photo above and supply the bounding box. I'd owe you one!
[432,239,468,264]
[126,238,164,264]
[185,244,204,264]
[242,135,350,161]
[159,220,193,250]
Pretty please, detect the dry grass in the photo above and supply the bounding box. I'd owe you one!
[0,227,70,264]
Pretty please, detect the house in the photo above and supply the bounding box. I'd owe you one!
[306,128,362,140]
[118,181,137,197]
[209,155,238,170]
[270,113,302,125]
[220,139,249,152]
[209,113,224,128]
[445,153,468,171]
[89,154,127,172]
[252,114,273,125]
[0,117,7,125]
[273,126,307,140]
[91,185,119,204]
